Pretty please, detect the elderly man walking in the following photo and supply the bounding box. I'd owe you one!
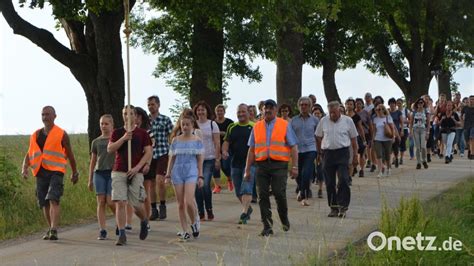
[290,96,319,206]
[315,101,358,218]
[245,99,299,237]
[22,106,79,240]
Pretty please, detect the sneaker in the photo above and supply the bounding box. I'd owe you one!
[246,206,253,220]
[370,164,376,173]
[98,229,107,240]
[386,168,391,176]
[416,163,421,169]
[399,158,403,165]
[318,189,323,198]
[177,231,184,237]
[179,232,191,242]
[338,207,348,218]
[366,160,371,168]
[227,179,234,192]
[42,229,51,240]
[159,204,167,220]
[207,209,214,221]
[427,154,431,162]
[125,224,132,230]
[115,234,127,246]
[212,185,222,194]
[191,221,200,238]
[328,209,339,217]
[394,158,399,168]
[150,208,159,221]
[445,156,450,164]
[296,192,302,202]
[377,171,383,178]
[423,162,429,169]
[139,220,149,240]
[49,229,58,241]
[259,228,274,237]
[454,149,458,155]
[147,224,151,232]
[358,170,364,177]
[238,213,248,224]
[449,155,453,162]
[460,153,464,157]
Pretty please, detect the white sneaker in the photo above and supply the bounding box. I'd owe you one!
[377,171,383,178]
[460,153,464,157]
[386,168,391,176]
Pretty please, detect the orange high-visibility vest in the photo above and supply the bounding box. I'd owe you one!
[254,117,291,161]
[27,125,67,176]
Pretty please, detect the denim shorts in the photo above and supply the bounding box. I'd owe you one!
[93,170,112,195]
[231,166,256,198]
[465,127,474,141]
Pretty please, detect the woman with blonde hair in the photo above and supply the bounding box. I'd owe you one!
[372,104,396,177]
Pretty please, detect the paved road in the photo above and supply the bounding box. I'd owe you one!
[1,155,472,265]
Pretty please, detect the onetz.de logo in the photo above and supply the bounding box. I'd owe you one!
[367,231,463,251]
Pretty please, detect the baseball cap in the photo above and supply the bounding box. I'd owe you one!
[263,99,277,107]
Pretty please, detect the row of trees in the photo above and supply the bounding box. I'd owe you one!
[1,0,472,143]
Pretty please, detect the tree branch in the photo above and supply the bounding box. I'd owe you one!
[60,18,87,54]
[372,35,410,93]
[387,14,412,63]
[0,0,79,69]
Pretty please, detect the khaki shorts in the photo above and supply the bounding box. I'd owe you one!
[111,171,146,208]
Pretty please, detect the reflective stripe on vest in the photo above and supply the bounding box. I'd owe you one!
[27,125,67,176]
[254,117,291,162]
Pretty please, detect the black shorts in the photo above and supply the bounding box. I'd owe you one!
[144,158,158,181]
[36,170,64,208]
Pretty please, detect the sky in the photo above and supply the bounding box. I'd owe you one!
[1,4,473,135]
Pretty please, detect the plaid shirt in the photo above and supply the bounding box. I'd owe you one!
[150,114,173,158]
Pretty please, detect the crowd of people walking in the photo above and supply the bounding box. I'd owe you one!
[21,91,474,244]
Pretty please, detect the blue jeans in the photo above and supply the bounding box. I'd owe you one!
[297,151,317,200]
[231,166,256,198]
[409,135,415,158]
[213,156,231,178]
[455,129,465,154]
[196,159,214,215]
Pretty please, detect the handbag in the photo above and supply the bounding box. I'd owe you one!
[384,116,394,138]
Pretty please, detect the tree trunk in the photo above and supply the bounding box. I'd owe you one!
[276,22,304,108]
[0,1,132,146]
[438,70,451,100]
[189,16,224,110]
[321,20,341,103]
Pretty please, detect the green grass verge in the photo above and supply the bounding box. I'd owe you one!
[308,177,474,265]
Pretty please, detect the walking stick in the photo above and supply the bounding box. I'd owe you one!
[124,0,132,172]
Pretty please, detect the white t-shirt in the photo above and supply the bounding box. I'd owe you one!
[373,115,394,141]
[315,115,358,150]
[197,120,220,160]
[364,104,374,113]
